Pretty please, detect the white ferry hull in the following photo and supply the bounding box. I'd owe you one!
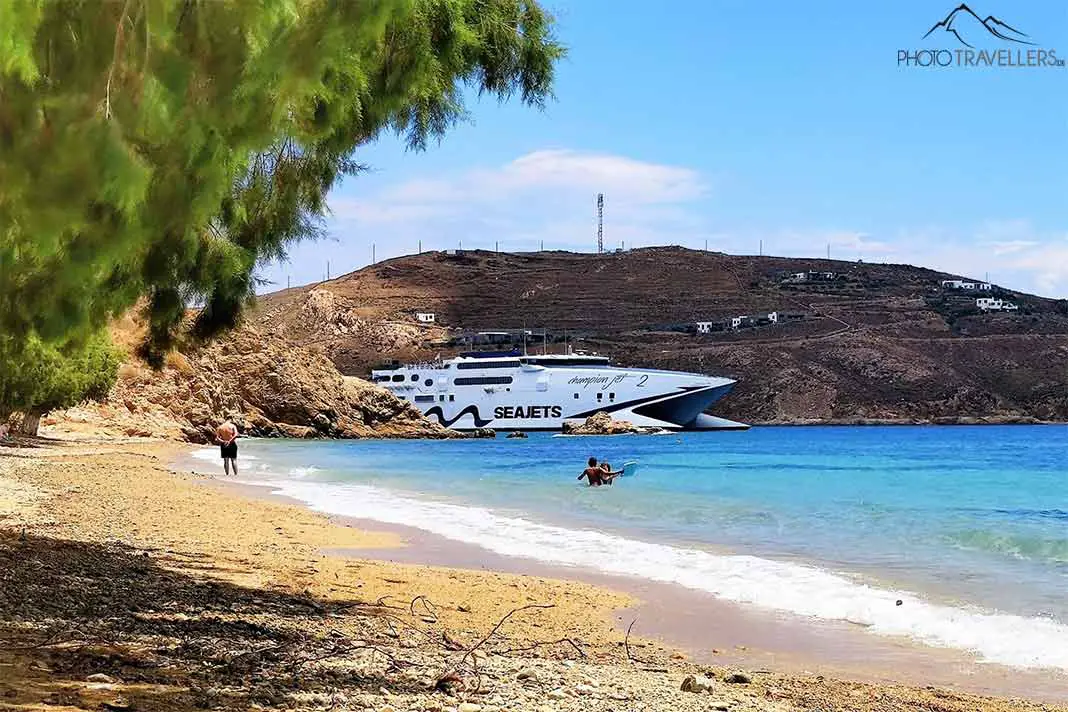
[373,357,747,432]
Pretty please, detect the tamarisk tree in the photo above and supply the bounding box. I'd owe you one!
[0,0,563,365]
[0,332,121,435]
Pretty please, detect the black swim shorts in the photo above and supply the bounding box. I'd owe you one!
[220,442,238,459]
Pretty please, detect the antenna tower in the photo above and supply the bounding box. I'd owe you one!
[596,193,604,253]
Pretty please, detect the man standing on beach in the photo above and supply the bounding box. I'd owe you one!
[216,421,239,476]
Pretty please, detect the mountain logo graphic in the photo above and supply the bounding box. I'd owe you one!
[923,4,1036,48]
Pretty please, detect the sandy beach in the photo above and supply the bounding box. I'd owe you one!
[2,437,1066,712]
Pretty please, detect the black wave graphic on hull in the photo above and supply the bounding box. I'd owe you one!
[424,405,492,428]
[569,384,734,427]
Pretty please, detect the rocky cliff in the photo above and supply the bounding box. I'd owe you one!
[46,317,454,442]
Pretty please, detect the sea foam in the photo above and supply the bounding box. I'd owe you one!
[190,447,258,463]
[266,478,1068,672]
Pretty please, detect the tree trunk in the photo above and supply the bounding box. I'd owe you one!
[15,411,42,436]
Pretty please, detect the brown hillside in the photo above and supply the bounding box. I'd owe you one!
[45,313,455,442]
[252,248,1068,424]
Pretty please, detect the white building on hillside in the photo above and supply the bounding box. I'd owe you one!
[942,280,992,291]
[416,312,436,323]
[976,298,1018,312]
[767,311,779,324]
[696,321,716,334]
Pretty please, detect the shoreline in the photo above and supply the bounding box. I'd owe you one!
[215,477,1068,704]
[3,437,1066,712]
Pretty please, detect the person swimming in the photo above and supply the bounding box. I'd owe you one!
[578,457,623,486]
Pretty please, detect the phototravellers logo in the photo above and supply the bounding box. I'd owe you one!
[898,3,1065,69]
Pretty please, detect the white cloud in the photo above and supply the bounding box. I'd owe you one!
[325,149,710,254]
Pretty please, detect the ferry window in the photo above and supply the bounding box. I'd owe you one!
[573,393,579,399]
[456,360,516,370]
[411,374,419,381]
[391,375,404,382]
[439,395,445,401]
[414,395,434,403]
[596,392,603,401]
[449,395,455,401]
[454,376,513,386]
[609,392,615,401]
[424,379,433,387]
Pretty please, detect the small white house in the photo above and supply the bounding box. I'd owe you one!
[767,311,779,324]
[730,316,744,330]
[942,280,992,291]
[416,312,436,323]
[976,298,1018,312]
[696,321,716,334]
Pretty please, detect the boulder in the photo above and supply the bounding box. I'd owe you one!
[561,411,639,435]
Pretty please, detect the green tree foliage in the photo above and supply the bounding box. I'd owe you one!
[0,331,121,434]
[0,0,563,365]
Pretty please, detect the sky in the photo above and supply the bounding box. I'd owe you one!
[259,0,1068,297]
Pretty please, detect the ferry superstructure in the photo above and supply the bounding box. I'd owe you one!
[371,351,747,431]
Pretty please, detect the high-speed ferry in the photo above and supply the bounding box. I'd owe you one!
[371,350,747,431]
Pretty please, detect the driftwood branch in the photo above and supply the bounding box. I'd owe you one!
[624,618,648,665]
[458,603,555,669]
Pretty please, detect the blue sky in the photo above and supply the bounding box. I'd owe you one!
[260,0,1068,297]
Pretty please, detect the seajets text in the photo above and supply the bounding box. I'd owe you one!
[494,405,563,419]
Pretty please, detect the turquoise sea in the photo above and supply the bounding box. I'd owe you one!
[188,425,1068,671]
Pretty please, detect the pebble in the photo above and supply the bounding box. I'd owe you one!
[681,674,715,693]
[378,706,396,712]
[516,668,539,681]
[574,684,595,696]
[546,689,567,700]
[710,701,731,711]
[86,674,116,684]
[725,672,751,685]
[457,703,482,712]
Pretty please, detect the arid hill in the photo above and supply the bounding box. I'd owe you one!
[252,248,1068,424]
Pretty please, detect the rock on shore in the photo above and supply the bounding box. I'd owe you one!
[561,411,666,435]
[46,321,456,443]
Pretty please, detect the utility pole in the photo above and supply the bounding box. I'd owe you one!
[596,193,604,254]
[495,241,499,253]
[759,239,763,256]
[287,275,290,290]
[418,239,421,254]
[326,261,330,280]
[540,239,544,252]
[372,244,376,264]
[704,239,708,251]
[826,244,830,260]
